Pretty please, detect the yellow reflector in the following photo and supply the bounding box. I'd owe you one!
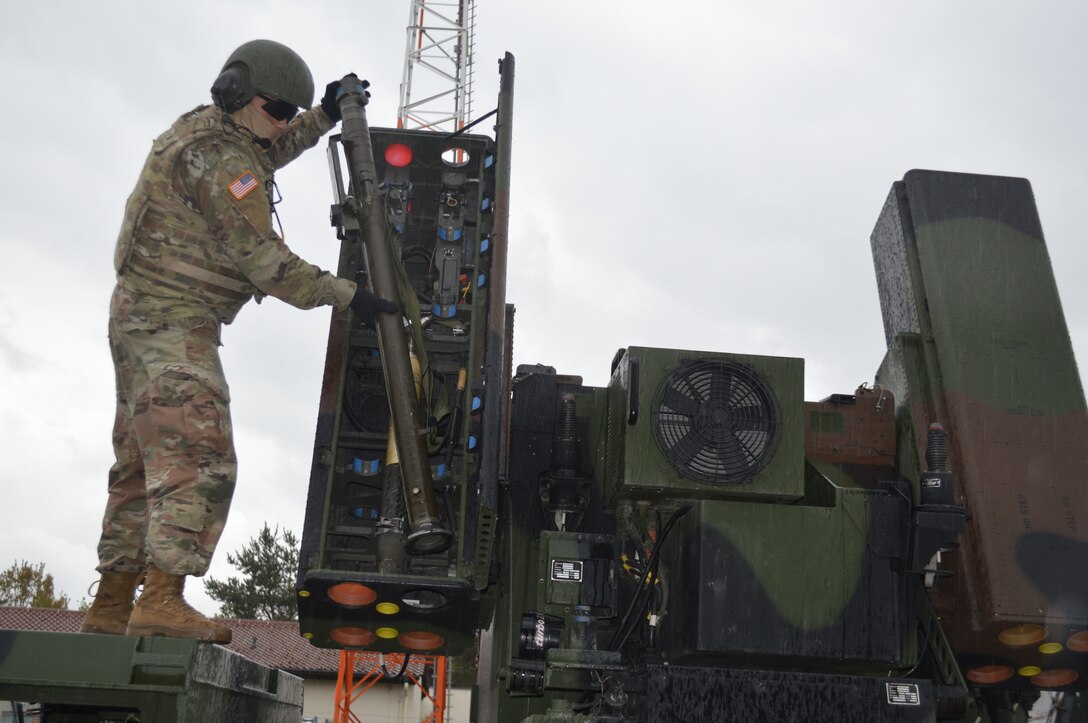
[1039,642,1063,655]
[298,590,311,598]
[376,627,398,639]
[1019,666,1042,677]
[302,632,314,639]
[377,602,401,615]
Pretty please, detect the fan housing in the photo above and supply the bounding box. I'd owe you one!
[605,346,804,502]
[652,360,781,483]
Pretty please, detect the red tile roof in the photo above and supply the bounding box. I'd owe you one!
[0,607,426,678]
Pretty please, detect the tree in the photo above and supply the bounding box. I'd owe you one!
[0,560,71,609]
[204,524,299,620]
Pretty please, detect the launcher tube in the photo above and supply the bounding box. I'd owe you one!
[336,75,452,554]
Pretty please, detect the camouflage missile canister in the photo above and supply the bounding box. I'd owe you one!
[872,170,1088,691]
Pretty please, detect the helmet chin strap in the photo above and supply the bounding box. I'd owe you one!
[222,110,272,149]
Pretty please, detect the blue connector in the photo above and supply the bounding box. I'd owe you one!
[353,458,381,476]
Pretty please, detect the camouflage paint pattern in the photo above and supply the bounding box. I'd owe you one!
[98,102,351,576]
[100,298,235,576]
[872,170,1088,690]
[495,363,923,722]
[114,104,354,326]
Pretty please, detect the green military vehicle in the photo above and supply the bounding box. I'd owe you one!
[3,55,1085,722]
[295,57,1086,721]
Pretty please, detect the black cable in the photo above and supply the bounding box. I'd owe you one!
[443,107,499,140]
[382,652,411,679]
[903,615,935,677]
[608,506,691,651]
[442,485,457,530]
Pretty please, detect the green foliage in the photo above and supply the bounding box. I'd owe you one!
[203,524,299,620]
[0,560,71,609]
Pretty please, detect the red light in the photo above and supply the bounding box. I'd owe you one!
[398,630,445,651]
[1032,669,1079,688]
[1067,631,1088,652]
[966,665,1014,684]
[327,582,377,608]
[385,143,413,168]
[330,626,376,647]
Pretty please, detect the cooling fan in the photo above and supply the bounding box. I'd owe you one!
[651,359,781,483]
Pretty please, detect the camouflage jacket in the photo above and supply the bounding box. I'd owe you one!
[113,104,355,326]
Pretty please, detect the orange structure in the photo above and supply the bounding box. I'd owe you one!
[333,651,448,723]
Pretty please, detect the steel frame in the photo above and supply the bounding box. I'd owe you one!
[333,651,448,722]
[397,0,475,131]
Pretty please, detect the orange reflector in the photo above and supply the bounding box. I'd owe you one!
[998,624,1047,647]
[967,665,1014,684]
[376,627,398,639]
[1032,669,1079,688]
[330,626,375,647]
[1039,642,1063,655]
[399,630,445,651]
[1068,631,1088,652]
[376,602,400,615]
[327,582,377,608]
[385,143,413,167]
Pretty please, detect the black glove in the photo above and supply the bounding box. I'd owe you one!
[321,80,342,123]
[350,284,398,327]
[321,77,371,123]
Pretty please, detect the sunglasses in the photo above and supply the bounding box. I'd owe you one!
[258,94,299,123]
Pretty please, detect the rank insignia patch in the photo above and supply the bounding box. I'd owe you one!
[228,170,259,200]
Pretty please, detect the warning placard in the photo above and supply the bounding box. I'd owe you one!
[885,682,920,706]
[550,559,583,582]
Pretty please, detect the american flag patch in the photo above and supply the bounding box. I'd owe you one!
[228,170,259,200]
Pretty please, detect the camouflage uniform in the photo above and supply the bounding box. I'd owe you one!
[98,104,355,577]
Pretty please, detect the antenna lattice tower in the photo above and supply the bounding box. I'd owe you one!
[397,0,476,132]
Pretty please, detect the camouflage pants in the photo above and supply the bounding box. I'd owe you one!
[96,315,237,577]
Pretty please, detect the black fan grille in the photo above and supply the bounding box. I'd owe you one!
[652,360,780,483]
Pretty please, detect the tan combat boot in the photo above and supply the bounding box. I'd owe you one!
[125,564,232,644]
[80,571,142,635]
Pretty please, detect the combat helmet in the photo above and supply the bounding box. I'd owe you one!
[211,39,314,112]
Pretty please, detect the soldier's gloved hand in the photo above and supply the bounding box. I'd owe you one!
[350,284,398,327]
[322,77,370,123]
[321,81,343,123]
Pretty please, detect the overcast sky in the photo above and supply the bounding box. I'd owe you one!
[2,1,1085,615]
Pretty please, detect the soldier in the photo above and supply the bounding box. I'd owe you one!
[80,40,395,643]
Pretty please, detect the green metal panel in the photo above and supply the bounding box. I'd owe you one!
[916,215,1085,414]
[605,346,805,503]
[662,486,913,669]
[0,631,302,722]
[538,532,617,618]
